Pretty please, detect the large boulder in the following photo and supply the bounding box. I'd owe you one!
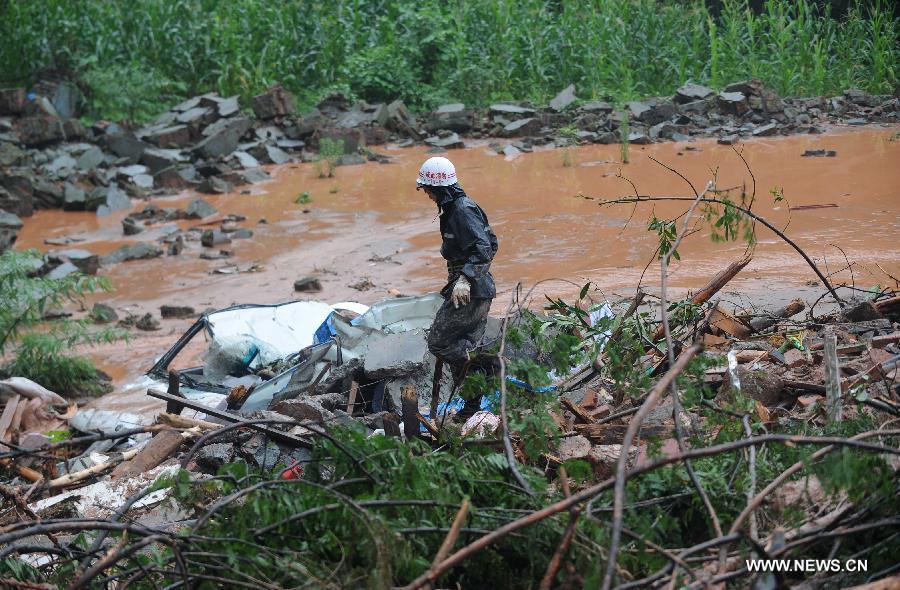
[717,91,749,115]
[47,249,99,275]
[194,116,252,159]
[0,88,27,115]
[424,103,474,134]
[251,84,296,119]
[502,117,542,137]
[99,242,163,266]
[14,117,65,147]
[378,100,420,139]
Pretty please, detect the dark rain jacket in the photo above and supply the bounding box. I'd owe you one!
[433,184,499,300]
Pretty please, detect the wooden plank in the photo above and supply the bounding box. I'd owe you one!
[560,397,594,424]
[823,329,842,423]
[749,298,805,333]
[346,381,359,415]
[871,332,900,349]
[401,385,419,440]
[112,429,189,480]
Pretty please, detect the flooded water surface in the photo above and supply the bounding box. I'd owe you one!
[14,127,900,408]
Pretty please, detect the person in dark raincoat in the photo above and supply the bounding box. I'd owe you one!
[416,156,499,388]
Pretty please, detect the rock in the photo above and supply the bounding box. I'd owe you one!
[751,123,779,137]
[801,149,837,157]
[252,84,296,119]
[134,313,160,331]
[424,132,464,149]
[718,91,749,115]
[337,153,365,166]
[95,185,131,216]
[140,148,185,174]
[100,242,163,265]
[14,116,65,146]
[675,82,714,104]
[190,442,233,473]
[0,187,31,218]
[48,249,99,275]
[142,124,192,148]
[844,89,877,108]
[46,154,77,178]
[424,104,473,134]
[106,132,148,164]
[596,131,619,144]
[197,176,233,194]
[46,261,78,280]
[363,330,430,380]
[490,104,536,116]
[628,131,652,144]
[90,303,118,324]
[725,79,764,97]
[549,84,577,111]
[122,216,143,235]
[201,229,231,248]
[719,367,784,407]
[232,151,259,169]
[841,299,884,322]
[263,144,291,165]
[160,305,195,319]
[168,235,184,256]
[195,116,252,159]
[176,106,214,125]
[153,166,189,190]
[501,144,522,157]
[239,168,271,184]
[380,100,419,139]
[580,101,613,113]
[184,198,217,219]
[0,88,27,114]
[315,127,364,154]
[557,434,591,461]
[32,179,63,209]
[0,142,24,167]
[0,210,23,253]
[294,277,322,292]
[502,117,542,137]
[217,95,240,118]
[75,146,104,171]
[846,117,868,126]
[228,228,253,239]
[649,122,687,140]
[717,135,739,145]
[62,183,87,210]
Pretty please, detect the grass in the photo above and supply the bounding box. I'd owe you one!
[0,0,896,122]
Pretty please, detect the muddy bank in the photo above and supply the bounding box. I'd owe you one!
[12,126,900,411]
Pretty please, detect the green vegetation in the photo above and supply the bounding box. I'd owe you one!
[0,0,896,122]
[0,250,119,396]
[315,138,344,178]
[294,191,311,204]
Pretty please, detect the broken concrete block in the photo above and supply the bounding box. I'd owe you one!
[363,330,431,380]
[557,434,591,461]
[201,229,231,248]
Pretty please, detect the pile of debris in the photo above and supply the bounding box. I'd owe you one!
[0,274,898,586]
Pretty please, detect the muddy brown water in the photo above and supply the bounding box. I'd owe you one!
[14,127,900,414]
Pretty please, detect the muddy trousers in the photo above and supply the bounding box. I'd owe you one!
[427,297,492,415]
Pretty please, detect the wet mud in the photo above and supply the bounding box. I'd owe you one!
[14,127,900,410]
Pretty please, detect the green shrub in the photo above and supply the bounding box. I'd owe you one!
[0,249,121,396]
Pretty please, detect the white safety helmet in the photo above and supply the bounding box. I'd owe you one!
[416,156,458,187]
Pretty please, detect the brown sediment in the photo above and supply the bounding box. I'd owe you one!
[14,127,900,409]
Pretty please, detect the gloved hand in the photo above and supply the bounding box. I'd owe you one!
[450,275,471,308]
